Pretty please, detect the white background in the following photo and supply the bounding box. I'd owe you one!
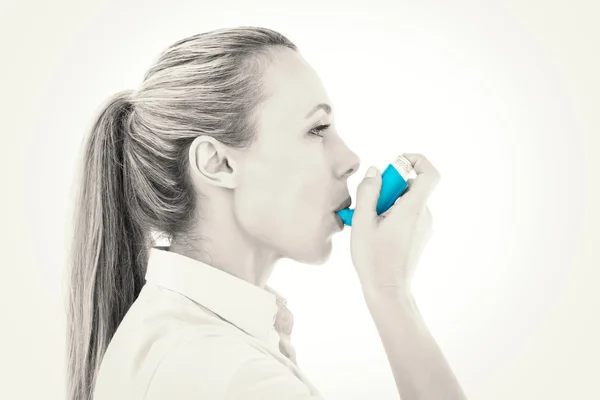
[1,0,599,399]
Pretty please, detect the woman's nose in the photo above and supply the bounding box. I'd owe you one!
[338,150,360,179]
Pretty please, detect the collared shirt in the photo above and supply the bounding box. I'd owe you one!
[93,246,324,399]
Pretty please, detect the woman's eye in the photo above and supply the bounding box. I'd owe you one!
[309,124,330,137]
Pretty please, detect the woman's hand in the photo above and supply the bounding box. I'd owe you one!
[350,153,440,295]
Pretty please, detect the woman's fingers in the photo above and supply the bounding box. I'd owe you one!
[391,154,440,216]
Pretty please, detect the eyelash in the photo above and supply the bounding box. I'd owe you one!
[309,124,331,138]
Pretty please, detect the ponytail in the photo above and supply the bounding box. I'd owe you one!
[66,91,150,400]
[65,26,300,400]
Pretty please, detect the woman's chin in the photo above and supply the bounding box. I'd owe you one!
[289,238,333,265]
[308,239,333,265]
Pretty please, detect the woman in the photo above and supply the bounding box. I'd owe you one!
[66,26,467,400]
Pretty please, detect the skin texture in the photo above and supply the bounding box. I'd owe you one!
[170,47,360,287]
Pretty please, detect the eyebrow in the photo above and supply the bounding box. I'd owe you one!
[305,103,332,118]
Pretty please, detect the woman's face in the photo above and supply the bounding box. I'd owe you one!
[234,47,361,264]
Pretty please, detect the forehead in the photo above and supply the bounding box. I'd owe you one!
[257,48,331,127]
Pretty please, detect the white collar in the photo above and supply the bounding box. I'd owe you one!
[144,246,284,343]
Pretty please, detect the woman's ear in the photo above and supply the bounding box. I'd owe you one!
[188,136,238,189]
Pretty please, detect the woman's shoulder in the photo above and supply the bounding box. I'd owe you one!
[144,330,323,400]
[143,328,276,398]
[95,323,258,400]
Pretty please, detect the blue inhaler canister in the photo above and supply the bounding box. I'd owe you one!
[336,154,415,226]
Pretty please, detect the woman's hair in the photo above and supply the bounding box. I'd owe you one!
[65,26,297,400]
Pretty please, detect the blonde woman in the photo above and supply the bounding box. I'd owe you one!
[66,26,467,400]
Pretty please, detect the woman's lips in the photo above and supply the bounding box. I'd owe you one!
[334,195,352,212]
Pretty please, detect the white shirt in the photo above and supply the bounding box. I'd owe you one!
[93,246,324,399]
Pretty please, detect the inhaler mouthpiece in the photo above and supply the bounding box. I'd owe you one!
[336,154,414,226]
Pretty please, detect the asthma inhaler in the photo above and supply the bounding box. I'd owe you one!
[336,154,415,226]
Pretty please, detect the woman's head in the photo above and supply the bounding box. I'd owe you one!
[189,45,360,266]
[67,26,358,400]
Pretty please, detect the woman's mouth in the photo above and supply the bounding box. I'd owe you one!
[334,195,352,213]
